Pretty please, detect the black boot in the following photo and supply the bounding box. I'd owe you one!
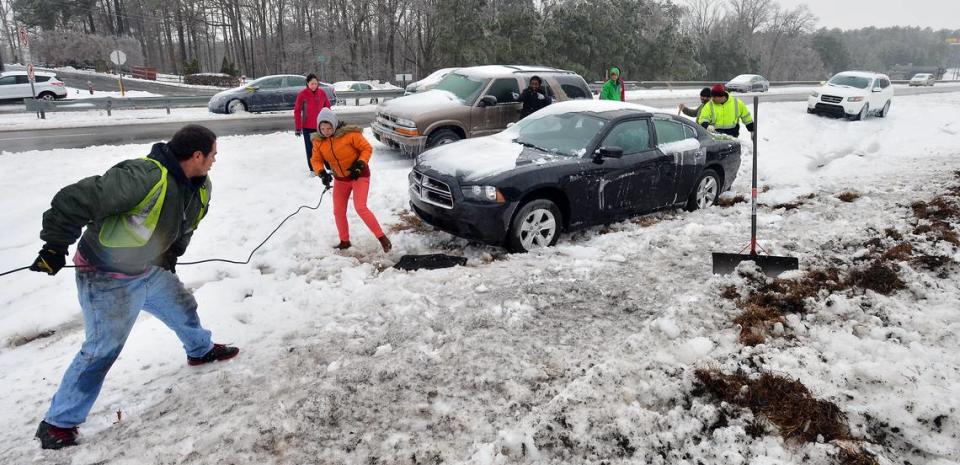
[188,343,240,366]
[36,420,78,450]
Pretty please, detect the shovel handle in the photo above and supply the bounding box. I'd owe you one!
[750,96,759,255]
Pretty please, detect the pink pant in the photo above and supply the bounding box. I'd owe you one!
[333,176,385,242]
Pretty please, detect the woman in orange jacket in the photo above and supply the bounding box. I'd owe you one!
[311,108,392,252]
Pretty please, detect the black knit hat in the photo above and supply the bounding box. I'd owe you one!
[700,87,712,98]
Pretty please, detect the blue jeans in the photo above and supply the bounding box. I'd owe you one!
[44,267,213,428]
[302,128,316,171]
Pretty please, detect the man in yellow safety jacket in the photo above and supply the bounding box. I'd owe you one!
[697,84,756,137]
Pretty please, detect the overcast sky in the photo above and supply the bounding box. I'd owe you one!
[776,0,960,30]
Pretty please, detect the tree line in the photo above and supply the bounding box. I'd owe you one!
[1,0,958,83]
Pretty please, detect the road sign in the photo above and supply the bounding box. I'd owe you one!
[18,26,28,46]
[395,73,413,82]
[317,54,328,64]
[26,64,34,82]
[110,50,127,66]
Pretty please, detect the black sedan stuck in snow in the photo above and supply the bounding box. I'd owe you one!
[408,101,742,252]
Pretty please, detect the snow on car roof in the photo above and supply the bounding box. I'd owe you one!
[833,70,889,79]
[525,99,662,120]
[455,65,571,78]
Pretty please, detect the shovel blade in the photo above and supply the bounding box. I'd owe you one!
[712,252,799,278]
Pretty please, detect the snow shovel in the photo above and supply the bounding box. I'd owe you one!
[712,96,799,278]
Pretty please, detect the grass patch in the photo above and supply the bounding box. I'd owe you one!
[694,370,852,443]
[716,194,747,207]
[846,260,906,295]
[837,191,861,203]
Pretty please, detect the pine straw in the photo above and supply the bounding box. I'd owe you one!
[387,209,432,234]
[694,370,854,444]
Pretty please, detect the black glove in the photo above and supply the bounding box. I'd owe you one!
[30,246,67,275]
[700,121,710,130]
[295,130,302,137]
[319,170,333,188]
[348,160,366,180]
[159,251,178,274]
[745,122,756,133]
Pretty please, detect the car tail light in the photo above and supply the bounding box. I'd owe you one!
[51,81,65,86]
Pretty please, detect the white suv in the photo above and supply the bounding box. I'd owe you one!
[0,71,68,101]
[807,71,894,120]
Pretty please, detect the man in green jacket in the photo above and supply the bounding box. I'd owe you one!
[30,124,239,450]
[599,66,625,101]
[697,84,755,137]
[679,87,712,118]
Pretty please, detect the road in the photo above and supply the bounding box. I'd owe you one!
[4,64,219,97]
[2,84,959,153]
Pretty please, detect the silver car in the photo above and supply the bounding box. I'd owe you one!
[725,74,769,93]
[909,73,935,86]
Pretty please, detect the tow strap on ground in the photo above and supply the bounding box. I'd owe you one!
[393,254,467,271]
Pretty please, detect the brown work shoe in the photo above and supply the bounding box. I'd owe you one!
[333,241,351,250]
[378,235,392,253]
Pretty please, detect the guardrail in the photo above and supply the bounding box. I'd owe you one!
[336,89,405,105]
[21,89,406,117]
[587,79,960,92]
[25,96,213,116]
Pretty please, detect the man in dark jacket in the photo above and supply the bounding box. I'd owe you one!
[518,75,552,118]
[679,87,712,118]
[30,124,239,450]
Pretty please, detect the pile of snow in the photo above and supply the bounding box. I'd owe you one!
[63,87,161,99]
[0,92,959,463]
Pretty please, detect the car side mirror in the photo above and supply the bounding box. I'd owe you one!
[594,146,623,161]
[478,95,498,107]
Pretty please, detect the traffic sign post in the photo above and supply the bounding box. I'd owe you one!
[317,55,328,83]
[110,50,127,97]
[19,26,44,119]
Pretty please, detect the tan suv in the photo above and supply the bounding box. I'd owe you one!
[372,65,592,155]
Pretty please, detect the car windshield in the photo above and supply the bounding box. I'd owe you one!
[913,74,930,79]
[828,75,871,89]
[433,73,487,103]
[729,75,754,84]
[512,113,607,157]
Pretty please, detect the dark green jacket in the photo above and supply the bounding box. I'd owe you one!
[40,143,211,274]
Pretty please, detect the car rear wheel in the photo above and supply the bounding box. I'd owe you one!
[877,100,891,118]
[686,169,721,211]
[507,199,562,253]
[427,129,461,148]
[38,92,56,100]
[227,99,246,114]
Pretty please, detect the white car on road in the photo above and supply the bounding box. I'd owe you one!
[807,71,893,120]
[908,73,936,86]
[0,71,67,101]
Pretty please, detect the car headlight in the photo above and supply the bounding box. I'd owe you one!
[461,185,505,203]
[847,96,864,102]
[810,91,819,98]
[395,117,416,128]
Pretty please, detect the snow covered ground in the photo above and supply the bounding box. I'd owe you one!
[0,93,959,463]
[61,86,162,99]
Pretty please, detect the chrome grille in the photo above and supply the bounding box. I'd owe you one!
[410,170,454,209]
[821,95,843,104]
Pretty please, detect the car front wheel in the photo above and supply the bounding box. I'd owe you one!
[227,99,246,114]
[507,199,562,253]
[686,169,721,211]
[427,129,461,148]
[852,103,869,121]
